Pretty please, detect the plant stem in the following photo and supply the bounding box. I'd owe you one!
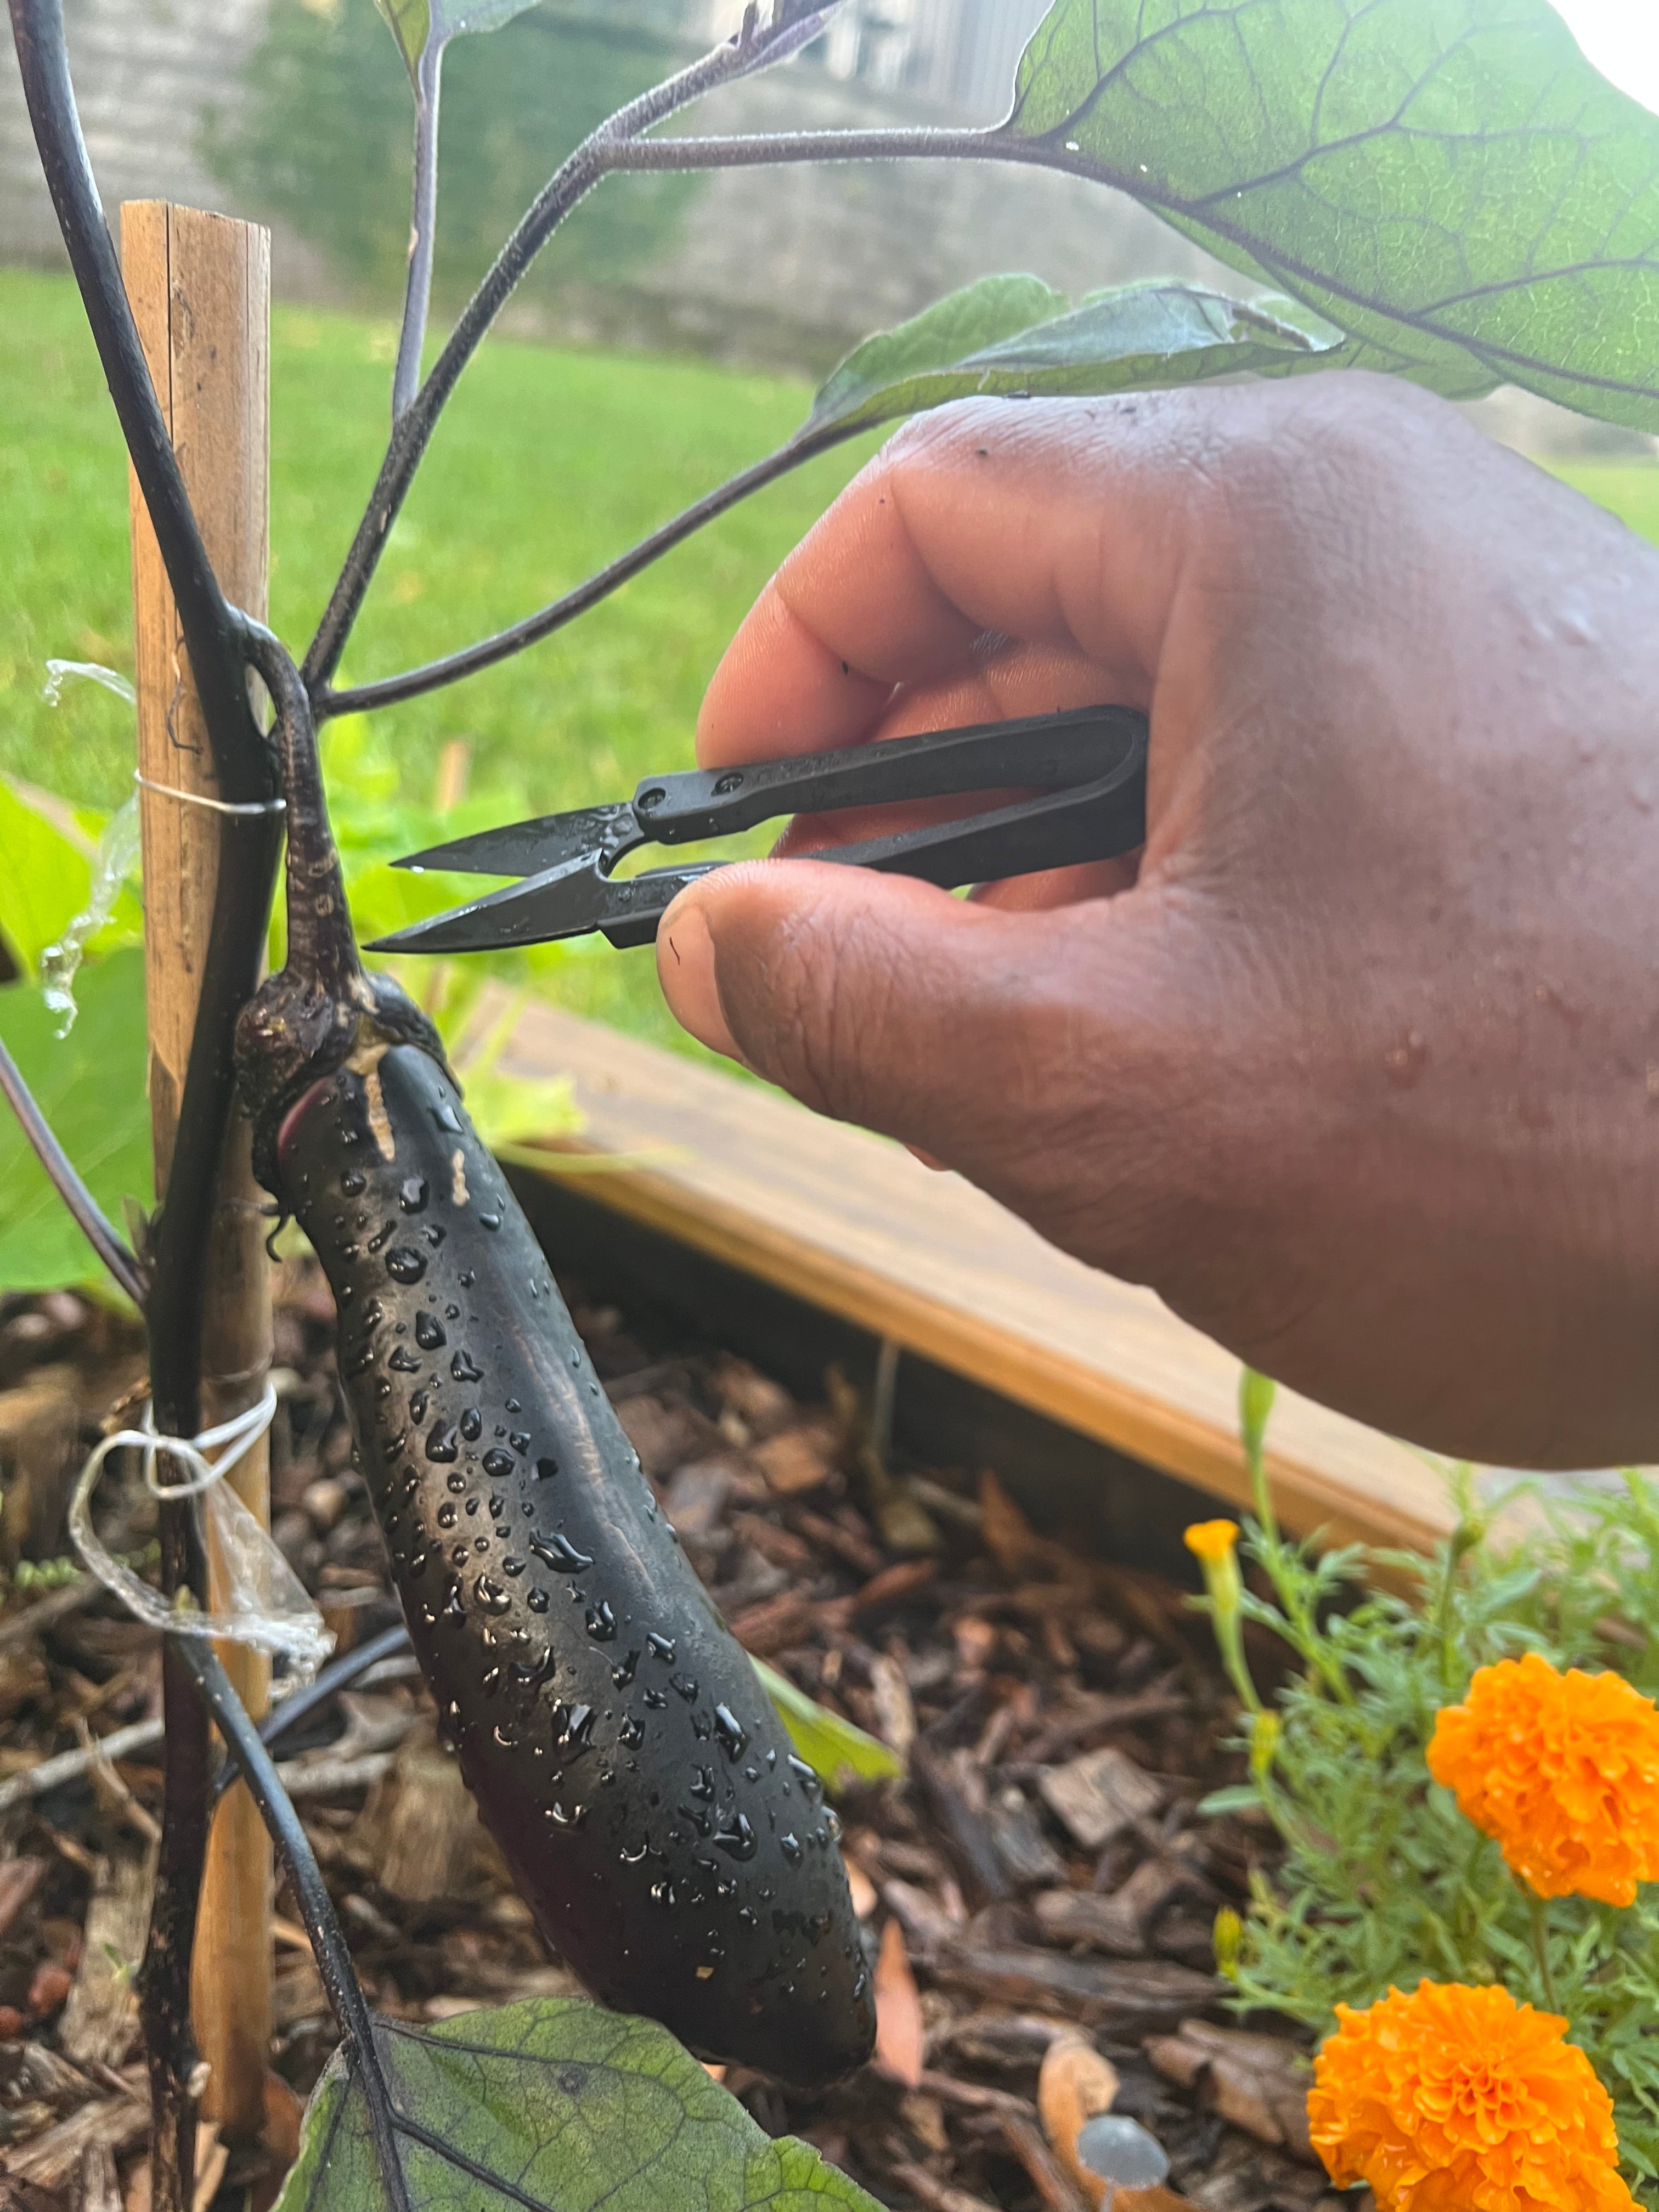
[6,0,267,802]
[319,428,857,718]
[1528,1892,1559,2012]
[176,1639,413,2212]
[7,15,289,2207]
[143,1635,211,2212]
[392,38,445,426]
[209,1620,413,1808]
[301,4,841,697]
[0,1034,146,1304]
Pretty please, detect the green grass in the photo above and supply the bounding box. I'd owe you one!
[0,265,873,1046]
[5,258,1658,1049]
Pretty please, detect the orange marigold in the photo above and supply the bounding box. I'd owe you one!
[1308,1982,1635,2212]
[1426,1651,1659,1905]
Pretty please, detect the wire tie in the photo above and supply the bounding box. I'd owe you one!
[134,770,285,818]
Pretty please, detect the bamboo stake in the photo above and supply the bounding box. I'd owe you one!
[122,201,274,2151]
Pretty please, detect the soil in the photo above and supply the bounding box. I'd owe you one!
[0,1263,1369,2212]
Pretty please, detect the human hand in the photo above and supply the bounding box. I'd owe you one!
[656,375,1659,1468]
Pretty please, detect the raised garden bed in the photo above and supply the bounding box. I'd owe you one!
[0,1240,1355,2212]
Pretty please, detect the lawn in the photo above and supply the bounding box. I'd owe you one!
[0,266,874,1048]
[4,260,1657,1051]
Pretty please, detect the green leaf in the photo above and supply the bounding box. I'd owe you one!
[804,273,1340,441]
[275,1998,883,2212]
[753,1656,904,1787]
[1006,0,1659,429]
[0,951,151,1297]
[374,0,545,82]
[373,0,430,81]
[1197,1784,1266,1818]
[0,779,94,979]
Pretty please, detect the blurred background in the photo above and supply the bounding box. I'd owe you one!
[1,0,1655,1052]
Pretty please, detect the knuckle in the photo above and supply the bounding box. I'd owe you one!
[748,900,894,1124]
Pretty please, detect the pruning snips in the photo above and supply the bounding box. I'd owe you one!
[368,701,1149,956]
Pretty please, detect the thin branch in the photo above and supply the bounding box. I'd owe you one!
[209,1621,414,1807]
[607,121,1006,176]
[302,4,839,698]
[393,39,445,426]
[176,1639,413,2212]
[320,428,857,718]
[0,1032,146,1304]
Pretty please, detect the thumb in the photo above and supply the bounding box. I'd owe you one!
[655,857,1163,1169]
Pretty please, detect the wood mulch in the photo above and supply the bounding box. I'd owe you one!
[0,1263,1369,2212]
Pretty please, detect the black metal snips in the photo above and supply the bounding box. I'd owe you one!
[367,700,1149,956]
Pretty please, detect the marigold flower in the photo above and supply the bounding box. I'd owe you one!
[1427,1651,1659,1905]
[1183,1519,1240,1563]
[1308,1981,1635,2211]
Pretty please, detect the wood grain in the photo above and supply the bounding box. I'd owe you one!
[495,998,1457,1556]
[122,201,273,2146]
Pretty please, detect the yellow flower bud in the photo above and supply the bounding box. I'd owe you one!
[1184,1519,1240,1564]
[1250,1709,1280,1781]
[1187,1520,1259,1716]
[1213,1907,1243,1976]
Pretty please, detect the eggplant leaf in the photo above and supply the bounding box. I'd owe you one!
[804,273,1344,441]
[754,1657,904,1786]
[373,0,430,81]
[1007,0,1659,430]
[0,950,151,1297]
[274,1999,883,2212]
[374,0,545,81]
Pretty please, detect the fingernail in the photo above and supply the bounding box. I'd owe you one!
[657,897,740,1059]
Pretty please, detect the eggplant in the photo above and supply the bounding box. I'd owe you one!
[235,674,874,2086]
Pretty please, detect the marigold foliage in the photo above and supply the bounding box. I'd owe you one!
[1192,1468,1659,2204]
[1309,1982,1636,2212]
[1429,1654,1659,1906]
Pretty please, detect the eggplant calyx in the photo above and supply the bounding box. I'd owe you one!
[233,624,450,1193]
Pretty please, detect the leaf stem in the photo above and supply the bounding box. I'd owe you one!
[319,427,856,718]
[209,1620,413,1807]
[301,4,847,699]
[0,1032,146,1304]
[393,38,445,425]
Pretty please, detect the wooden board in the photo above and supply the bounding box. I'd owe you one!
[496,1000,1459,1556]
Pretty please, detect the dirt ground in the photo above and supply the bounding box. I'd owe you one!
[0,1263,1367,2212]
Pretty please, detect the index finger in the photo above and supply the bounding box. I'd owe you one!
[696,391,1203,770]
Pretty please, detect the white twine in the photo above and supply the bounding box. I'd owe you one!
[134,769,286,819]
[69,1385,332,1679]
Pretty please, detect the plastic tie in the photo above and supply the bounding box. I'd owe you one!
[70,1386,332,1679]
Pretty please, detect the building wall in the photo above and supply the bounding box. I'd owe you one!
[691,0,1051,116]
[2,0,1646,452]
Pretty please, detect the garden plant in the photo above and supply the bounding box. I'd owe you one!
[4,1,1659,2209]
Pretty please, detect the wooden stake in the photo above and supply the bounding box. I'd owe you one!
[122,201,274,2151]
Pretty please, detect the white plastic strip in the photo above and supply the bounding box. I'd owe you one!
[69,1386,333,1679]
